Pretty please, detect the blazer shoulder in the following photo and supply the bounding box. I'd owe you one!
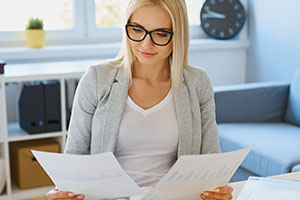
[183,65,210,86]
[89,62,119,86]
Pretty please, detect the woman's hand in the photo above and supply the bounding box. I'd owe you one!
[200,185,233,200]
[46,189,85,200]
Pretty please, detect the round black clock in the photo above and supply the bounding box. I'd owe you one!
[200,0,246,39]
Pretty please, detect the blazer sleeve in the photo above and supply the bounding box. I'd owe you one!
[199,71,221,154]
[64,66,98,155]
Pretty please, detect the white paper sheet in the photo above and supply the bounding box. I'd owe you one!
[237,176,300,200]
[140,146,252,200]
[31,150,144,200]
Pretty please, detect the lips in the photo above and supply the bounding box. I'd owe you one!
[139,50,158,58]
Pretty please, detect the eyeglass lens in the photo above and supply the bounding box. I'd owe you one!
[126,25,172,46]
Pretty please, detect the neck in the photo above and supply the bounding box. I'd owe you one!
[132,59,171,82]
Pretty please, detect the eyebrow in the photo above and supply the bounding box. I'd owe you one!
[129,22,172,32]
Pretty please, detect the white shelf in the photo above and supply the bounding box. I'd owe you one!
[11,183,54,200]
[0,83,8,144]
[7,123,66,142]
[0,59,98,199]
[0,59,104,83]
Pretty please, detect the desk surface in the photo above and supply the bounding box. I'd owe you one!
[230,171,300,200]
[131,171,300,200]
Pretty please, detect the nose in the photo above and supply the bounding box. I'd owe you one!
[141,33,155,48]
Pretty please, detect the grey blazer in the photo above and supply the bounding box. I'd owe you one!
[65,63,221,157]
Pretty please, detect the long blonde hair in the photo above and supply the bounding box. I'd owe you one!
[109,0,190,92]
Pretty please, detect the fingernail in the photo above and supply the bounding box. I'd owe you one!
[214,188,220,192]
[68,193,74,197]
[204,192,209,196]
[78,195,84,199]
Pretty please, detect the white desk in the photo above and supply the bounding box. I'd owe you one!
[230,171,300,200]
[131,172,300,200]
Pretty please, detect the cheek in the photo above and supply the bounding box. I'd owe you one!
[129,41,139,58]
[163,42,173,56]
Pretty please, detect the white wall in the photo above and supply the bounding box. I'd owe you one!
[246,0,300,82]
[190,48,247,86]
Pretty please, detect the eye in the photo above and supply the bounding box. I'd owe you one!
[132,27,144,33]
[154,31,169,38]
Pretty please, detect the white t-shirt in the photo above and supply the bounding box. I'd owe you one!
[115,89,179,187]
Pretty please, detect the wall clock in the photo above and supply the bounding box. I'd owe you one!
[200,0,246,39]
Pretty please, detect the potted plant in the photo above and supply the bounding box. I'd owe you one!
[25,17,45,48]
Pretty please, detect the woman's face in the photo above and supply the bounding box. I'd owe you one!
[128,5,173,66]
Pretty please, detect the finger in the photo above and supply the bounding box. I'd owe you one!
[214,185,233,194]
[200,194,216,200]
[45,190,76,199]
[72,194,85,200]
[202,191,233,200]
[200,194,219,200]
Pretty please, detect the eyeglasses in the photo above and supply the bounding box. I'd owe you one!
[125,24,173,46]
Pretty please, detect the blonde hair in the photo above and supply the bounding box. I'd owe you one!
[109,0,190,92]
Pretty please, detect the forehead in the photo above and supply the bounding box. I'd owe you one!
[130,5,172,30]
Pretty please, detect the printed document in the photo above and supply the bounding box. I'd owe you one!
[139,146,252,200]
[32,146,252,200]
[237,176,300,200]
[31,151,144,200]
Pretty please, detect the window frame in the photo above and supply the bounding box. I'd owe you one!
[0,0,88,46]
[0,0,209,47]
[85,0,123,43]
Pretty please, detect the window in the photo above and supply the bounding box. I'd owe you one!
[93,0,204,27]
[0,0,73,31]
[94,0,124,28]
[0,0,205,46]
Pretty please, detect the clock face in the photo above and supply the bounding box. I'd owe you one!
[200,0,246,39]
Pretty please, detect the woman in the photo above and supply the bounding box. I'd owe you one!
[46,0,233,199]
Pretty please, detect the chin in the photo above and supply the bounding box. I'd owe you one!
[136,55,159,65]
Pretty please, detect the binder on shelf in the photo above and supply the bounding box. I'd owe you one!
[44,83,61,132]
[19,84,45,134]
[19,82,61,134]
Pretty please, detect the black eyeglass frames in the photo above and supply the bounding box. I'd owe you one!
[125,24,173,46]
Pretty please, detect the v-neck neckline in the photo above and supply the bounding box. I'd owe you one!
[127,89,173,115]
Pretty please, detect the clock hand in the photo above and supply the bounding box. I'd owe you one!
[203,10,226,19]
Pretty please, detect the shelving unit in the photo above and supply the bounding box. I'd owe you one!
[0,59,103,200]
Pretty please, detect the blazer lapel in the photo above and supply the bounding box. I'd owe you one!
[101,69,129,152]
[175,81,193,157]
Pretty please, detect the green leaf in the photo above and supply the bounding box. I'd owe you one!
[26,17,44,30]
